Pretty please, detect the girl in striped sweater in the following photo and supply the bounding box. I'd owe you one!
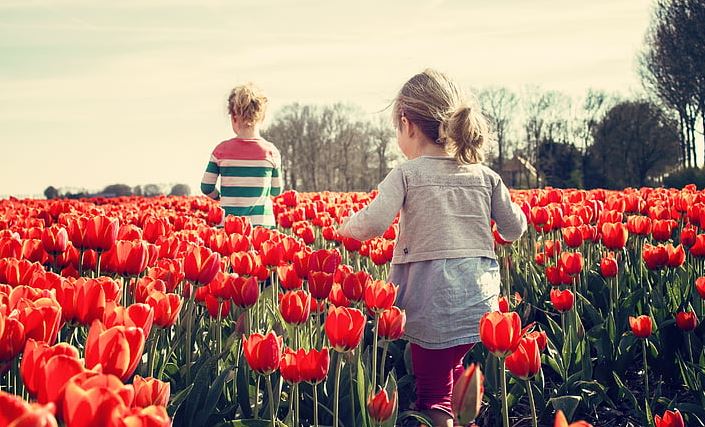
[201,84,283,228]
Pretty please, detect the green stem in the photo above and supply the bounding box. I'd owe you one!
[254,375,261,420]
[334,354,344,427]
[687,332,694,364]
[500,357,509,427]
[371,313,380,393]
[313,382,320,427]
[148,330,160,377]
[642,339,650,401]
[379,341,389,387]
[266,375,276,426]
[526,380,537,427]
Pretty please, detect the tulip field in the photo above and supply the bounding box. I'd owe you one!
[1,186,705,427]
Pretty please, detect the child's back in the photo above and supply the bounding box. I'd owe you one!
[200,83,282,228]
[202,137,282,227]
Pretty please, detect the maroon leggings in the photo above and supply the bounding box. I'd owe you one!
[410,343,475,416]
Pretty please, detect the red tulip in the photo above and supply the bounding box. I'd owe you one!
[364,280,397,313]
[14,296,62,345]
[224,215,252,237]
[85,320,146,381]
[689,234,705,257]
[525,330,548,351]
[654,409,685,427]
[110,240,150,276]
[367,388,397,424]
[0,314,25,363]
[627,215,651,236]
[132,375,170,408]
[277,264,303,290]
[554,410,594,427]
[324,307,366,352]
[308,249,342,274]
[665,243,685,268]
[183,245,220,285]
[505,335,541,380]
[600,254,618,278]
[696,276,705,299]
[242,332,283,375]
[115,405,171,427]
[643,244,669,270]
[83,215,119,252]
[561,227,583,248]
[601,222,628,250]
[550,289,574,312]
[62,373,133,427]
[0,391,58,427]
[479,311,523,357]
[341,271,371,301]
[651,219,676,241]
[204,293,231,319]
[675,311,698,332]
[144,291,183,328]
[280,347,304,384]
[559,252,583,276]
[207,206,224,226]
[103,303,154,338]
[629,315,652,339]
[308,271,335,300]
[142,217,172,244]
[378,306,406,341]
[298,347,330,384]
[327,283,349,307]
[230,276,259,309]
[451,364,483,425]
[498,296,510,313]
[279,290,311,325]
[259,240,285,267]
[41,225,69,255]
[680,226,696,247]
[20,339,84,404]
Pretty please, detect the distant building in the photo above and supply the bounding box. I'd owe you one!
[498,155,539,189]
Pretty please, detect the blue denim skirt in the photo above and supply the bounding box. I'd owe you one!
[388,257,500,350]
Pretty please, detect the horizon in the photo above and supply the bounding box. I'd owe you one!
[1,0,653,197]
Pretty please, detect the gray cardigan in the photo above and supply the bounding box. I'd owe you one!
[338,156,527,264]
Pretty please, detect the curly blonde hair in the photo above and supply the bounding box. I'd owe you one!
[393,69,493,164]
[227,83,268,126]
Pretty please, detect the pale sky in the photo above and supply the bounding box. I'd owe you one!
[0,0,653,197]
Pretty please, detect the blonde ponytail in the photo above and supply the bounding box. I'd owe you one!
[393,69,493,164]
[444,104,490,164]
[227,83,268,126]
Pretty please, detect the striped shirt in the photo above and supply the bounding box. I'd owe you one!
[200,137,283,227]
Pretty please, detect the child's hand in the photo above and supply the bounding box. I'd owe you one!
[337,209,355,233]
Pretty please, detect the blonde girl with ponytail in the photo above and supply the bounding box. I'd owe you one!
[200,83,283,228]
[339,69,527,427]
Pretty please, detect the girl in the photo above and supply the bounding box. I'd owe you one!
[338,69,526,427]
[201,83,283,228]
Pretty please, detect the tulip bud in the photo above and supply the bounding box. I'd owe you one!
[451,364,483,425]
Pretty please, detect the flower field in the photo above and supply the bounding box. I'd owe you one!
[1,186,705,427]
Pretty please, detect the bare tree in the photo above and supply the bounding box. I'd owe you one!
[477,87,518,170]
[640,0,705,168]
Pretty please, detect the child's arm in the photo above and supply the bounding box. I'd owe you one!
[201,153,221,200]
[491,177,527,242]
[338,168,404,241]
[270,151,283,197]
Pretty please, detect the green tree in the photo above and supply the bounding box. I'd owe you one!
[585,99,680,189]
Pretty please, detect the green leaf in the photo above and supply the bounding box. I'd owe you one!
[548,395,581,421]
[195,366,233,421]
[237,356,253,418]
[356,351,370,427]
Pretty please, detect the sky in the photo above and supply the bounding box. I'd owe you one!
[0,0,654,197]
